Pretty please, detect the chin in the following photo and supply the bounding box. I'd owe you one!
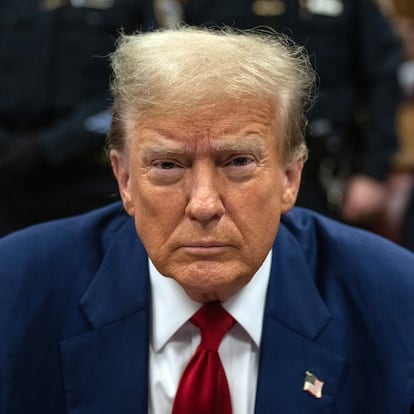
[175,266,252,303]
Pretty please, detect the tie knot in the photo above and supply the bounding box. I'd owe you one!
[191,303,235,351]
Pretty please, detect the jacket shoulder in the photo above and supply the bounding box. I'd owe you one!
[281,207,414,293]
[281,206,414,323]
[0,202,130,279]
[282,207,414,266]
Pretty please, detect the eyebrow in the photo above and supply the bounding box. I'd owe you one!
[213,135,268,153]
[139,131,269,159]
[140,143,188,160]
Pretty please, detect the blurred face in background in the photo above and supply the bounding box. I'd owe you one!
[111,97,303,303]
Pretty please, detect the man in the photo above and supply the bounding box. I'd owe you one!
[1,27,414,413]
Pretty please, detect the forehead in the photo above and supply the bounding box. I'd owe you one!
[126,98,281,152]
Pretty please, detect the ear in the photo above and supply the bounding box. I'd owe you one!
[280,158,304,213]
[110,149,134,216]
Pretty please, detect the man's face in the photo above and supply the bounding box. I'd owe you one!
[111,99,303,303]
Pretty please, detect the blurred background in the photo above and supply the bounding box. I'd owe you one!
[1,0,413,252]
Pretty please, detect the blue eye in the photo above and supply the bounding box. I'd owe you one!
[229,157,252,166]
[159,161,177,169]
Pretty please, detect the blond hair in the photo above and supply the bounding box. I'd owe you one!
[107,26,316,163]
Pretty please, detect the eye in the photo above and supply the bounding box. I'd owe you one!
[228,157,253,167]
[148,159,186,185]
[222,155,257,181]
[152,159,185,170]
[157,161,179,169]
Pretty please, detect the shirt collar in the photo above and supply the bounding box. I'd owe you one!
[149,251,272,352]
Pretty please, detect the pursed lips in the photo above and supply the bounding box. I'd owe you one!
[179,241,232,255]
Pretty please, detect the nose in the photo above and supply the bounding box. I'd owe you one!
[185,161,225,222]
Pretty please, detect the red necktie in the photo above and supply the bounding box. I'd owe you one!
[172,302,236,414]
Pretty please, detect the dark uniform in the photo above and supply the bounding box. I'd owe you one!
[0,0,155,236]
[182,0,401,219]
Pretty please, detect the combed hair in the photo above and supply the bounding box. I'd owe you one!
[107,26,316,163]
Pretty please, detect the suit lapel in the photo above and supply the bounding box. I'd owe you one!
[255,225,346,413]
[59,219,151,414]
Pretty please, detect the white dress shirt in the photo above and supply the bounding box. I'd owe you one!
[148,251,272,414]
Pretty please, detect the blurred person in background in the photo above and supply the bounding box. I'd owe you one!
[0,0,155,236]
[391,0,414,251]
[156,0,402,230]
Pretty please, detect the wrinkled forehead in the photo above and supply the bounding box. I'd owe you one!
[120,96,286,163]
[124,95,281,143]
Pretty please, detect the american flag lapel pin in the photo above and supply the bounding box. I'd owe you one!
[303,371,324,399]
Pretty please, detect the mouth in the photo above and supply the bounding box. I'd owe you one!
[180,242,231,256]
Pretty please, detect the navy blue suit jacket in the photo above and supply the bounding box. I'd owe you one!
[1,202,414,413]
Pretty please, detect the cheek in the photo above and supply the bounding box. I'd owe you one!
[230,181,282,252]
[129,170,182,216]
[129,181,186,251]
[237,170,283,218]
[242,200,281,246]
